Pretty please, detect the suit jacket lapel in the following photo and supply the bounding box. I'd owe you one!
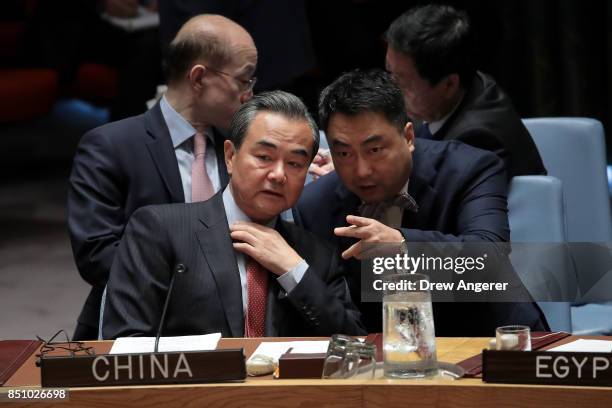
[264,280,281,337]
[263,220,295,337]
[195,194,244,337]
[334,182,361,251]
[144,103,185,203]
[435,72,479,140]
[403,142,438,229]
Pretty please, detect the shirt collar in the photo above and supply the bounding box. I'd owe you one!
[426,94,464,135]
[222,184,277,228]
[399,178,410,196]
[357,178,418,219]
[160,95,214,148]
[358,176,410,206]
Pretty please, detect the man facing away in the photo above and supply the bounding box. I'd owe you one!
[295,69,548,336]
[68,14,258,340]
[309,4,546,180]
[103,91,365,339]
[385,4,546,178]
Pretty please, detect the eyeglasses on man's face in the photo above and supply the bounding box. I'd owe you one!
[206,66,257,92]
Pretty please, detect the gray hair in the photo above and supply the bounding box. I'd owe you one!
[229,91,319,160]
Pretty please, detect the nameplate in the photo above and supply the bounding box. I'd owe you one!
[483,349,612,386]
[40,349,246,387]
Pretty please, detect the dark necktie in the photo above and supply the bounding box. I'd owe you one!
[417,123,434,140]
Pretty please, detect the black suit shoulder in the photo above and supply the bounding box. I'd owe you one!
[84,111,145,139]
[415,138,501,174]
[437,72,546,178]
[414,139,507,196]
[130,196,226,241]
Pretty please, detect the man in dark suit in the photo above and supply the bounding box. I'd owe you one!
[295,69,548,336]
[103,91,364,339]
[385,4,546,178]
[68,15,258,340]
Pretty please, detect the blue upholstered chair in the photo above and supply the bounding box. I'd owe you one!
[524,118,612,334]
[507,176,574,332]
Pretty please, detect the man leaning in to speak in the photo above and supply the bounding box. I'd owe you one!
[103,91,365,339]
[68,15,257,340]
[295,69,548,336]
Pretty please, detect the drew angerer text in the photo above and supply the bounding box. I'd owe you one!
[372,278,508,293]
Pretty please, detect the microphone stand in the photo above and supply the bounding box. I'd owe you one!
[154,263,186,353]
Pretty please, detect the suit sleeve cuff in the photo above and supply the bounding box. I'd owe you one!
[277,259,308,294]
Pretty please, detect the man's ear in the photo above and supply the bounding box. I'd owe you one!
[403,122,415,153]
[224,140,236,176]
[188,65,207,92]
[444,73,461,98]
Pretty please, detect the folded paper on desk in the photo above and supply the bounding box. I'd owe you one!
[548,339,612,353]
[110,333,221,354]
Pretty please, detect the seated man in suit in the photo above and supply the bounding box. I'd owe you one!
[103,91,365,339]
[385,4,545,178]
[295,69,548,336]
[68,15,258,340]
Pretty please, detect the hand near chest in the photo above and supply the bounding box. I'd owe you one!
[230,221,303,275]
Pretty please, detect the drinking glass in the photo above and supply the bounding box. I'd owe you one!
[495,325,531,351]
[383,273,438,378]
[322,334,376,379]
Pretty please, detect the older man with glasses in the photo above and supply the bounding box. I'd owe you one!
[68,14,257,341]
[204,66,257,93]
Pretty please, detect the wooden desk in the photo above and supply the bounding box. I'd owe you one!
[1,337,611,408]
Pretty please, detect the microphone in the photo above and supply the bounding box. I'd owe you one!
[154,263,187,353]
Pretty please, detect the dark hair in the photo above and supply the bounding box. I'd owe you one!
[386,4,475,87]
[229,91,320,160]
[318,69,409,133]
[164,31,232,84]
